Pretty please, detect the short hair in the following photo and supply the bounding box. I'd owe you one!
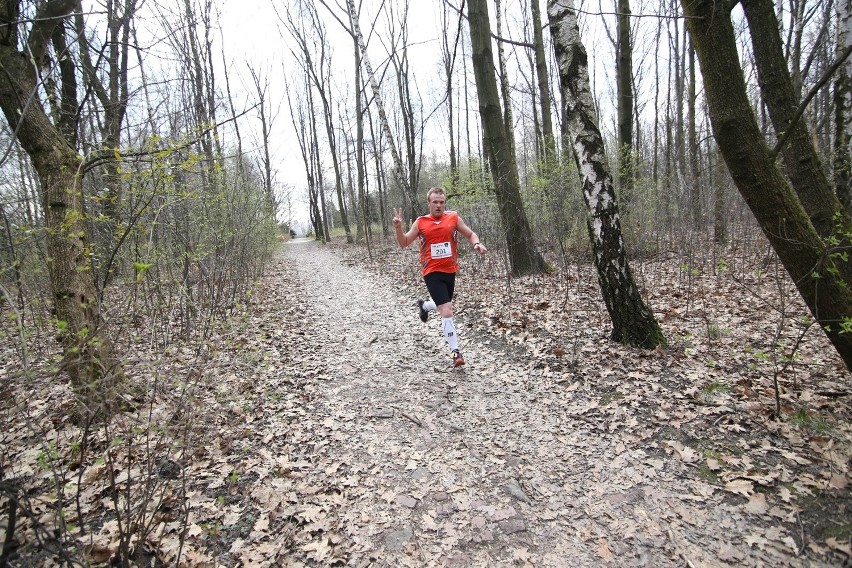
[426,187,446,202]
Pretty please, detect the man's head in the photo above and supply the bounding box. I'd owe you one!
[426,187,446,218]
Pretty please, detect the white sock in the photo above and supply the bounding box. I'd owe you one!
[423,300,436,312]
[442,317,459,351]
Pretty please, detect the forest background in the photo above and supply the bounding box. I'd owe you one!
[0,0,850,565]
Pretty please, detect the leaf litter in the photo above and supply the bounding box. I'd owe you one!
[0,238,849,566]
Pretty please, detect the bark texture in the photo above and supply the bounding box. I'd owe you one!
[547,0,665,349]
[682,0,852,369]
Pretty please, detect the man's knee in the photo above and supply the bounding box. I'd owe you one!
[437,302,453,318]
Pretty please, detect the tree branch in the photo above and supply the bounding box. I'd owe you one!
[26,0,76,66]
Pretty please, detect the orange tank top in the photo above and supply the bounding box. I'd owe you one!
[417,211,459,276]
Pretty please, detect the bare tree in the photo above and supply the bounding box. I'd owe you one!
[439,1,465,187]
[384,3,426,220]
[248,65,276,202]
[340,0,412,214]
[531,0,556,167]
[285,2,353,242]
[468,0,546,276]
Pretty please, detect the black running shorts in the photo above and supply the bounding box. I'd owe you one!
[423,271,456,306]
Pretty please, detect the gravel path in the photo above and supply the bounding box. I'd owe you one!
[260,239,821,567]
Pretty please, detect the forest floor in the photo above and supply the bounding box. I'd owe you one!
[2,237,851,567]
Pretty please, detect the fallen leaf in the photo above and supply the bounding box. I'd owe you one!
[718,542,744,562]
[597,538,614,562]
[491,507,517,521]
[829,474,848,489]
[301,537,332,562]
[744,492,768,515]
[826,537,852,556]
[725,479,754,497]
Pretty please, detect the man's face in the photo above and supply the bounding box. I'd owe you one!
[428,194,446,217]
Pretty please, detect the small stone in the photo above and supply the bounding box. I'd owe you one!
[471,516,487,529]
[384,527,413,552]
[395,494,418,509]
[498,518,526,534]
[371,408,394,419]
[505,479,531,503]
[411,467,432,481]
[432,491,450,502]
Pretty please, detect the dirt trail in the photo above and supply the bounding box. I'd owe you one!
[257,239,822,567]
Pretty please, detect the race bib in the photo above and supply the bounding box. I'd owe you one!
[431,241,452,259]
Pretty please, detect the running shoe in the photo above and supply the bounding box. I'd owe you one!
[417,299,429,322]
[451,349,465,367]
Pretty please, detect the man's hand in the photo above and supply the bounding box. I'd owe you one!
[392,208,403,227]
[473,242,488,255]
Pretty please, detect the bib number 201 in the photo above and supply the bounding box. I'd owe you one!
[431,241,451,259]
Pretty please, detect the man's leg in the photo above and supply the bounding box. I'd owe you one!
[436,302,459,351]
[423,273,463,365]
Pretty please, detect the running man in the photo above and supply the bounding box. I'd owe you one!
[392,187,487,367]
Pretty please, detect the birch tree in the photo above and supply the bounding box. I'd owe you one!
[341,0,413,215]
[547,0,665,348]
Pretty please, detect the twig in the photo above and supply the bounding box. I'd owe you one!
[796,511,806,555]
[400,411,423,428]
[713,410,735,426]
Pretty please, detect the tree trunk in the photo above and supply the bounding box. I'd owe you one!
[352,34,371,256]
[742,0,852,244]
[493,0,517,169]
[616,0,634,213]
[713,146,728,244]
[682,0,852,369]
[547,0,665,349]
[468,0,546,276]
[0,0,122,408]
[687,38,702,231]
[440,3,463,188]
[836,0,852,211]
[531,0,556,167]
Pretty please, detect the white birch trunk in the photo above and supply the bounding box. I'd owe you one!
[546,0,664,348]
[344,0,411,210]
